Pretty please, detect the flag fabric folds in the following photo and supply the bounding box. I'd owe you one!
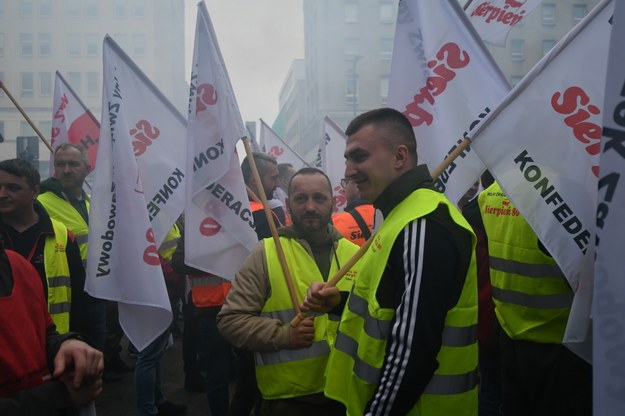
[259,119,308,169]
[320,117,348,212]
[86,35,188,350]
[50,71,100,175]
[470,0,613,360]
[387,0,510,205]
[593,1,625,413]
[465,0,542,47]
[184,1,258,280]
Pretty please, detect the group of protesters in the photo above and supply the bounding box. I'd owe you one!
[0,107,592,415]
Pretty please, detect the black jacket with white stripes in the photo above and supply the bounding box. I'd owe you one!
[364,166,473,416]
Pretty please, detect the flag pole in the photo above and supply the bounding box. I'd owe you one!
[0,81,53,152]
[463,0,475,11]
[290,136,471,327]
[241,137,301,316]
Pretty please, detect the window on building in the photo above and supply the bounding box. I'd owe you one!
[0,0,5,18]
[542,39,556,56]
[345,2,358,23]
[85,0,98,18]
[114,0,127,18]
[380,76,389,105]
[39,0,51,17]
[19,0,34,17]
[113,33,127,50]
[573,4,587,23]
[346,73,359,105]
[0,34,4,57]
[21,72,34,96]
[67,0,80,17]
[20,33,34,56]
[510,39,524,61]
[542,3,556,26]
[87,72,99,96]
[379,2,394,24]
[86,34,98,56]
[133,0,146,18]
[344,38,360,57]
[132,34,146,56]
[39,33,52,56]
[39,72,52,96]
[379,38,393,60]
[67,33,80,56]
[68,72,81,94]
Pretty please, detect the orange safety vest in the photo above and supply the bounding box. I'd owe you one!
[249,200,290,227]
[188,273,232,308]
[331,204,375,247]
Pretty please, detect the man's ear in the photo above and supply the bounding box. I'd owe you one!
[394,145,410,170]
[33,184,40,199]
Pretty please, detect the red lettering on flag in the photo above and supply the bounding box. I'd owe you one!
[143,229,161,265]
[268,146,284,158]
[196,83,218,113]
[130,120,160,157]
[551,86,601,176]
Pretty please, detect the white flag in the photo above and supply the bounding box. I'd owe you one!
[321,117,348,212]
[259,119,308,169]
[470,0,613,360]
[466,0,542,47]
[388,0,510,205]
[86,35,186,350]
[184,1,258,280]
[50,71,100,175]
[593,1,625,413]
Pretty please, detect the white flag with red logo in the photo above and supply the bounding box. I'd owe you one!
[259,119,307,169]
[470,0,613,360]
[466,0,542,47]
[184,1,258,280]
[321,117,348,212]
[387,0,510,205]
[86,35,188,350]
[50,71,100,175]
[593,1,625,412]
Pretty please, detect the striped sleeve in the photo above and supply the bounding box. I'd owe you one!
[365,217,465,415]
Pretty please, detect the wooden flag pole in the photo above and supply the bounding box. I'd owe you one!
[242,137,301,316]
[0,81,53,152]
[290,135,472,327]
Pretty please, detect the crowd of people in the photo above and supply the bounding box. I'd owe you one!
[0,108,591,415]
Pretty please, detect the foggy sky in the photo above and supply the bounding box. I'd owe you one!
[184,0,304,127]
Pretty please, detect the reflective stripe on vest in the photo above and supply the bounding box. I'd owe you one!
[44,219,72,334]
[325,189,478,416]
[188,274,231,308]
[478,182,572,343]
[158,224,180,262]
[257,235,359,400]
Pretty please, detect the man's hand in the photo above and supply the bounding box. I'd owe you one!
[287,316,315,349]
[301,282,341,314]
[53,339,104,407]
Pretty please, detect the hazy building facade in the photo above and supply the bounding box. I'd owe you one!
[0,0,186,173]
[277,0,600,164]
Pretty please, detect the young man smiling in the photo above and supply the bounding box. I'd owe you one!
[303,108,479,415]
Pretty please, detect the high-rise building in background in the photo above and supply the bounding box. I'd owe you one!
[0,0,187,174]
[276,0,600,164]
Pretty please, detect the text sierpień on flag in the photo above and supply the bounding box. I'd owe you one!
[86,35,188,350]
[465,0,542,47]
[470,0,613,361]
[184,1,258,280]
[387,0,510,205]
[50,71,100,175]
[593,1,625,413]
